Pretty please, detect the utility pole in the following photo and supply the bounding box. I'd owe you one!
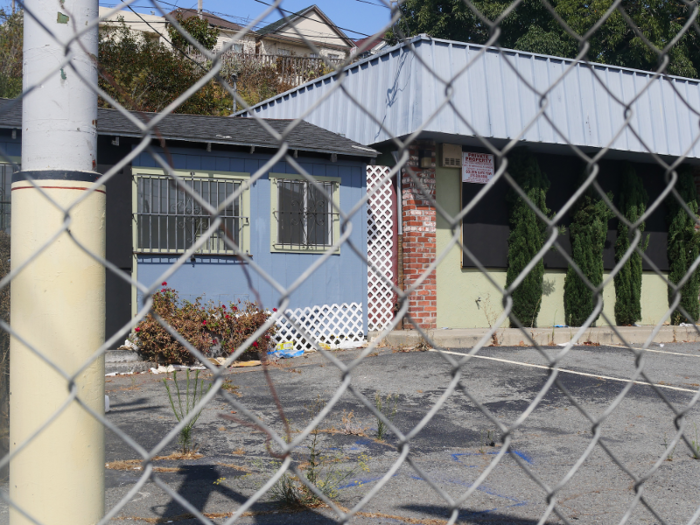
[10,0,105,524]
[198,0,203,18]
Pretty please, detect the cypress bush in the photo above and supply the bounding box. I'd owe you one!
[564,176,614,327]
[614,165,649,325]
[505,149,550,328]
[667,167,700,324]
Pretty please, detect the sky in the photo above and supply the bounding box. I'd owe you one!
[0,0,395,43]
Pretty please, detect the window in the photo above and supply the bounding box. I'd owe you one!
[328,53,340,60]
[277,48,291,56]
[233,43,244,54]
[135,170,249,255]
[270,174,340,252]
[309,52,319,58]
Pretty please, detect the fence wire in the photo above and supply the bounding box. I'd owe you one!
[3,0,700,523]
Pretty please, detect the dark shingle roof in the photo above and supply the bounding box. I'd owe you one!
[170,9,250,34]
[0,98,377,158]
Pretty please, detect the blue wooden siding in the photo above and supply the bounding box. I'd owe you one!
[133,146,368,332]
[0,137,21,161]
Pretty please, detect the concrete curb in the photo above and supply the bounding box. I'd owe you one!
[369,325,700,348]
[105,350,152,374]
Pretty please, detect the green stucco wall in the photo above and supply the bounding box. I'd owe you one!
[435,165,670,328]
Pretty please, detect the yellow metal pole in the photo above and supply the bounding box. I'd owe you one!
[10,0,105,524]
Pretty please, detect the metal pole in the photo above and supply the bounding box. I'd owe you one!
[198,0,203,18]
[10,0,104,524]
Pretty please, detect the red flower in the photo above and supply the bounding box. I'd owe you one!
[222,305,226,310]
[225,314,230,319]
[162,281,167,286]
[273,308,277,312]
[202,321,207,326]
[135,327,140,332]
[213,339,218,344]
[232,306,238,311]
[253,341,258,347]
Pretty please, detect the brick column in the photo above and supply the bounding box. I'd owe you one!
[401,141,437,330]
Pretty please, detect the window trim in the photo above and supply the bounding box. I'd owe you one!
[269,172,340,254]
[132,167,251,256]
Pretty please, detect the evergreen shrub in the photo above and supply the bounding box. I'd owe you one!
[564,176,614,327]
[667,167,700,324]
[614,164,648,326]
[505,149,550,328]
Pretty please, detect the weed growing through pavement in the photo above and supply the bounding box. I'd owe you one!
[415,337,430,352]
[691,424,700,459]
[270,397,369,507]
[479,430,497,454]
[221,378,241,397]
[340,410,367,436]
[374,392,398,441]
[163,369,212,454]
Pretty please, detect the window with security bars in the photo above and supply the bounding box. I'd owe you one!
[0,164,15,234]
[276,179,336,248]
[136,174,247,254]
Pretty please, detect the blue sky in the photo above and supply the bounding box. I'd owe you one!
[96,0,393,42]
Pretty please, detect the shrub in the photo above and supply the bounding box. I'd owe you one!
[564,178,614,327]
[614,164,649,326]
[505,149,551,328]
[667,167,700,325]
[132,285,277,364]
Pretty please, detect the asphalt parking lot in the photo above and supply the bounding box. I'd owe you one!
[3,342,700,524]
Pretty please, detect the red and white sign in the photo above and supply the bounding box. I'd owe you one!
[462,152,495,184]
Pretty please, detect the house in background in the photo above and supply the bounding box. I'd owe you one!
[255,5,355,60]
[0,98,376,349]
[99,5,353,61]
[238,34,700,331]
[352,35,388,59]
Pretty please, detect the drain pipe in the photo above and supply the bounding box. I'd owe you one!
[391,151,404,330]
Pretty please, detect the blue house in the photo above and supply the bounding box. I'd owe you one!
[0,99,377,348]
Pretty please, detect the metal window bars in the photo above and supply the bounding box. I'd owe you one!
[274,179,336,248]
[136,173,247,255]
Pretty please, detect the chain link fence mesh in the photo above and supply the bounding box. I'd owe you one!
[3,0,700,523]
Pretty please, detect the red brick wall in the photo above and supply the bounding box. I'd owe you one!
[401,141,437,330]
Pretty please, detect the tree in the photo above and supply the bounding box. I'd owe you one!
[613,164,648,326]
[505,149,550,328]
[667,167,700,325]
[167,12,219,52]
[98,20,231,115]
[564,180,614,327]
[0,9,22,98]
[389,0,700,79]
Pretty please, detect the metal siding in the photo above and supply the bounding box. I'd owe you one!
[133,147,367,312]
[244,36,700,159]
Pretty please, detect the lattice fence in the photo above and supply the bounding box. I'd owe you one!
[367,165,396,332]
[273,302,364,351]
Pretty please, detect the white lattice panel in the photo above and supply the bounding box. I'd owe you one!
[367,165,396,332]
[274,303,364,351]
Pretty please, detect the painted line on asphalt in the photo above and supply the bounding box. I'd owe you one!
[603,343,700,358]
[430,349,697,393]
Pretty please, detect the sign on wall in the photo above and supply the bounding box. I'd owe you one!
[462,152,495,184]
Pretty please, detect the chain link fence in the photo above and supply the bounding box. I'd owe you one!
[2,0,700,523]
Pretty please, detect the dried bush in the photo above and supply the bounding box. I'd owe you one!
[132,284,277,365]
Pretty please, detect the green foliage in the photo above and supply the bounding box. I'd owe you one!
[270,397,369,507]
[0,9,22,98]
[564,178,614,327]
[667,167,700,324]
[98,19,231,115]
[374,392,398,440]
[614,165,649,325]
[167,12,219,52]
[389,0,700,78]
[163,369,212,454]
[505,149,550,328]
[132,285,277,364]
